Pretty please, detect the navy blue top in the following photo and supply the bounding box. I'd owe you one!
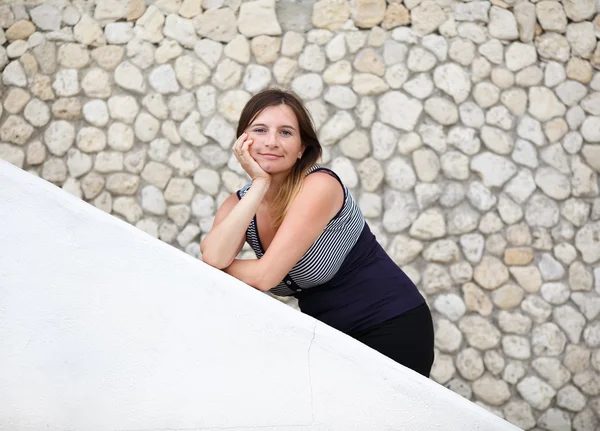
[295,223,425,334]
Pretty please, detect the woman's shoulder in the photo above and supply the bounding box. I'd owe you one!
[305,164,343,184]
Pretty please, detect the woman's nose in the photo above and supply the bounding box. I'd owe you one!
[264,132,279,147]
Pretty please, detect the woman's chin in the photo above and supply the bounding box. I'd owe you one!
[257,161,282,174]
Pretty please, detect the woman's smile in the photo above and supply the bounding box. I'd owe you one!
[259,153,283,159]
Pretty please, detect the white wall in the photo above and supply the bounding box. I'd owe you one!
[0,160,519,431]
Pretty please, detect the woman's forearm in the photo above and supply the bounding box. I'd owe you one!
[200,179,270,268]
[223,259,270,291]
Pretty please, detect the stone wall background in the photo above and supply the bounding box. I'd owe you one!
[0,0,600,429]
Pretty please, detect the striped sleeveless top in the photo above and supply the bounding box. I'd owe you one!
[236,165,365,296]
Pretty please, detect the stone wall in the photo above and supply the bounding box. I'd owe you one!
[0,0,599,429]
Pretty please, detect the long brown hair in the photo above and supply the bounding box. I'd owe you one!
[236,89,322,228]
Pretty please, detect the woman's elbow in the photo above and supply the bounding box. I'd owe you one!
[252,274,275,292]
[201,252,230,269]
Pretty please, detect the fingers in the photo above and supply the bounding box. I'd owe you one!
[241,138,253,155]
[233,133,247,156]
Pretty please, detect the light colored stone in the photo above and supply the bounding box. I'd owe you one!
[538,252,566,281]
[409,208,445,239]
[378,91,422,131]
[319,111,355,146]
[76,127,106,153]
[517,376,557,410]
[556,80,588,107]
[498,310,532,335]
[456,347,484,381]
[321,86,357,111]
[382,3,409,30]
[352,73,389,95]
[179,112,208,148]
[106,173,140,196]
[567,22,596,60]
[488,6,518,40]
[435,319,462,353]
[81,69,112,99]
[532,322,567,357]
[463,282,493,317]
[108,95,139,125]
[563,0,596,21]
[410,1,446,35]
[52,69,79,97]
[536,1,567,33]
[21,98,50,129]
[467,182,496,212]
[528,86,567,122]
[193,7,236,42]
[533,357,572,390]
[459,315,501,350]
[382,191,418,233]
[513,2,536,43]
[535,167,571,201]
[575,221,600,263]
[470,152,517,188]
[225,35,251,64]
[112,197,142,223]
[312,0,350,31]
[503,401,535,430]
[354,158,381,192]
[434,63,471,104]
[73,15,105,46]
[251,35,281,64]
[149,64,180,94]
[91,45,124,70]
[281,31,305,57]
[473,256,509,290]
[569,260,593,291]
[164,178,195,204]
[57,43,90,69]
[554,304,586,344]
[536,33,571,62]
[453,2,490,23]
[114,61,146,94]
[155,40,183,64]
[163,14,196,49]
[26,140,46,166]
[44,120,75,157]
[440,151,469,181]
[30,4,61,32]
[430,353,455,385]
[472,374,511,406]
[194,39,222,69]
[581,116,600,143]
[540,282,570,305]
[448,205,480,235]
[6,20,35,41]
[538,408,572,431]
[557,385,586,412]
[505,42,537,72]
[491,68,514,90]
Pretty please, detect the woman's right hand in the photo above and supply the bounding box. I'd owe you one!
[233,133,271,184]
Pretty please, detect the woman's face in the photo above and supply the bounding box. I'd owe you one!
[245,104,304,174]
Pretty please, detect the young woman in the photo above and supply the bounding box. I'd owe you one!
[200,89,434,377]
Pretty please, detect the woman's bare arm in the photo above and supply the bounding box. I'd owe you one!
[200,178,270,269]
[223,172,344,291]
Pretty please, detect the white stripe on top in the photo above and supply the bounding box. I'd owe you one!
[237,164,365,296]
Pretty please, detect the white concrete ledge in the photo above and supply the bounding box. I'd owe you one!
[0,160,519,431]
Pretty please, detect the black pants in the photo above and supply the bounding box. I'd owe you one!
[349,302,435,377]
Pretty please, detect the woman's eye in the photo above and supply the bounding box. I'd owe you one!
[253,128,265,133]
[281,130,292,136]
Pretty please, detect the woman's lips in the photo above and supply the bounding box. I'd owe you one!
[260,154,282,159]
